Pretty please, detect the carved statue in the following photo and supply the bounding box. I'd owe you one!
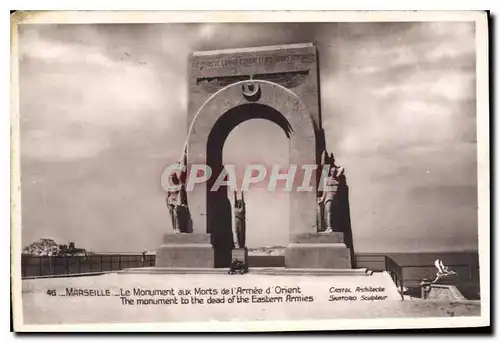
[321,151,345,177]
[233,191,246,248]
[318,151,345,233]
[432,259,457,284]
[166,152,191,234]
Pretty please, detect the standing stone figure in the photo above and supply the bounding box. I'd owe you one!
[166,172,181,233]
[233,191,246,248]
[318,152,345,233]
[166,164,190,233]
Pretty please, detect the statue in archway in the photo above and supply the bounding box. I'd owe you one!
[318,151,346,233]
[233,191,246,248]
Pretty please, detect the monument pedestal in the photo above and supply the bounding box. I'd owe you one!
[155,233,214,268]
[285,232,352,269]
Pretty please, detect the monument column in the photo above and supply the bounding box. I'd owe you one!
[155,150,214,268]
[284,150,352,269]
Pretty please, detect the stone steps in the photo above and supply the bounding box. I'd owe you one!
[120,267,373,276]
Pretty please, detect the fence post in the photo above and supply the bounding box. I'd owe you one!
[400,278,404,300]
[420,279,431,299]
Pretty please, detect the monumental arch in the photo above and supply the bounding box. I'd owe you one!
[157,43,354,269]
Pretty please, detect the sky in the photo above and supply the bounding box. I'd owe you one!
[18,22,478,253]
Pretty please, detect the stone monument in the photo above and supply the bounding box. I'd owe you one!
[155,42,355,269]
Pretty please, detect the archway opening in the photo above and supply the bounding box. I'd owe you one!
[225,119,289,265]
[206,103,293,267]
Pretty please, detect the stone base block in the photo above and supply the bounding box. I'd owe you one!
[163,233,211,244]
[285,243,351,269]
[156,233,214,268]
[290,232,344,243]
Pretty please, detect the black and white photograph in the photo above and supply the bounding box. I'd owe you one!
[10,11,490,331]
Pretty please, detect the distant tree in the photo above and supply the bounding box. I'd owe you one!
[22,238,59,256]
[23,239,91,256]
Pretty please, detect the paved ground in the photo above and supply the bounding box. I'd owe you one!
[21,272,481,326]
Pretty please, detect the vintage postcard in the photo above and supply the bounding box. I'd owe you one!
[11,11,490,332]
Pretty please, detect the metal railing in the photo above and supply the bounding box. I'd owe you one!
[23,252,479,299]
[352,254,404,299]
[355,253,479,300]
[384,256,404,300]
[21,254,155,278]
[392,263,478,285]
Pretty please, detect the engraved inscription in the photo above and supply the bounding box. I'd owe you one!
[192,53,316,70]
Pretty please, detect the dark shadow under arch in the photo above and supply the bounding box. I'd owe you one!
[206,103,293,267]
